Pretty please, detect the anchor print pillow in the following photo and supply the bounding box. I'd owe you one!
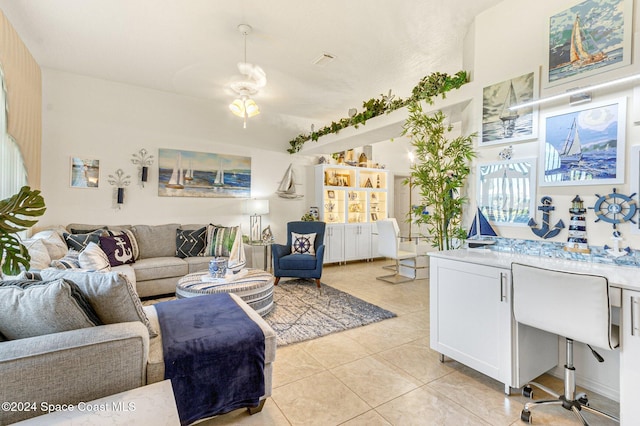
[99,234,135,267]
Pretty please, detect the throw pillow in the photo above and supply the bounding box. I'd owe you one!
[21,238,51,270]
[50,249,81,269]
[63,230,103,252]
[205,224,246,271]
[131,224,180,259]
[39,269,157,337]
[99,234,135,267]
[176,227,206,258]
[78,242,111,272]
[291,232,317,255]
[30,230,68,260]
[0,278,102,340]
[107,229,140,260]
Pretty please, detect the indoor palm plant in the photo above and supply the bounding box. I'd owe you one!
[402,102,475,251]
[0,186,46,275]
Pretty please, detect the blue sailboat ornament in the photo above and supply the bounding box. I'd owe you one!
[467,207,498,248]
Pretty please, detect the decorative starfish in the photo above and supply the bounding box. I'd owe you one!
[382,89,395,109]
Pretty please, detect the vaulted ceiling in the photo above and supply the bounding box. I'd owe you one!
[0,0,502,152]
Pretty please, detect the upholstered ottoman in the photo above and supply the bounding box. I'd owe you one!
[176,269,274,316]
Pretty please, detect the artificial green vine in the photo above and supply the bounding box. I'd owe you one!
[287,70,469,154]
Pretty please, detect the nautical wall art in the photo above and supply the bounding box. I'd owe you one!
[540,97,625,186]
[158,148,251,198]
[545,0,632,87]
[70,157,100,188]
[481,71,538,146]
[477,158,536,226]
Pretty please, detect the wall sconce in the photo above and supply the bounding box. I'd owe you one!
[107,169,131,209]
[242,199,270,242]
[131,148,155,187]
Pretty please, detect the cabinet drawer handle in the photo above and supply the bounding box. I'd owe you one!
[632,296,640,337]
[499,272,506,302]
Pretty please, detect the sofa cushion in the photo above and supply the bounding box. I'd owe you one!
[39,269,157,337]
[21,238,51,270]
[63,230,103,251]
[78,242,111,272]
[30,230,68,260]
[0,279,102,340]
[50,249,81,269]
[176,227,206,258]
[99,234,136,267]
[279,253,317,270]
[184,256,215,274]
[132,257,188,282]
[132,224,180,259]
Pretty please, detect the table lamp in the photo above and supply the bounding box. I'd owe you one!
[243,199,269,242]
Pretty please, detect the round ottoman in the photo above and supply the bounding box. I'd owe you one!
[176,268,274,316]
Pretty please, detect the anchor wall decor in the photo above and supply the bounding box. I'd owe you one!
[528,196,565,239]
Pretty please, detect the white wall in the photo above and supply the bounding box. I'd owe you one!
[39,69,313,244]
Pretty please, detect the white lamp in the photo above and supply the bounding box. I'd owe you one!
[243,199,269,242]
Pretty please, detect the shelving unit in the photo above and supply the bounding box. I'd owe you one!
[315,164,390,263]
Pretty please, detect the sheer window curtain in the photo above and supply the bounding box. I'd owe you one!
[0,64,27,201]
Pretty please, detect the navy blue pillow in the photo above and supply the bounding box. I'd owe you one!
[63,231,102,251]
[176,227,206,258]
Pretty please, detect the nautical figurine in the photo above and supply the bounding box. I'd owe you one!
[528,196,565,239]
[564,195,590,253]
[498,145,513,161]
[467,207,498,248]
[604,230,631,258]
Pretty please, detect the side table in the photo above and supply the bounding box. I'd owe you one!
[246,240,273,271]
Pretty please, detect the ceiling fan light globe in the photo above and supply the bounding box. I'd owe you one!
[229,99,245,117]
[245,99,260,117]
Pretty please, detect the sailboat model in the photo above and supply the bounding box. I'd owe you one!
[276,163,303,199]
[569,14,606,67]
[559,118,582,163]
[212,160,224,187]
[467,207,498,248]
[184,161,194,182]
[166,153,184,189]
[499,81,519,137]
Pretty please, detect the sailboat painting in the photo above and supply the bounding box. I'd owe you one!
[546,0,632,87]
[481,71,538,146]
[158,148,251,198]
[541,98,625,187]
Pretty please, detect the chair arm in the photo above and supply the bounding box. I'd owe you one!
[0,322,149,424]
[272,243,291,259]
[315,244,325,266]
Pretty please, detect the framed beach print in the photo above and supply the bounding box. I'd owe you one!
[477,158,536,226]
[158,148,251,198]
[70,157,99,188]
[481,70,539,146]
[545,0,633,87]
[540,97,625,186]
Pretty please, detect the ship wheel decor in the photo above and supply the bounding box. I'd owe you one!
[589,188,637,229]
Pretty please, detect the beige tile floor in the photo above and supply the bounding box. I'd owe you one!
[198,260,619,426]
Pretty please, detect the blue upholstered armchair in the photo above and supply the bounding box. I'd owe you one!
[272,221,326,288]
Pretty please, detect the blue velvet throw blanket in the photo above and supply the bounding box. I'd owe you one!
[155,293,265,425]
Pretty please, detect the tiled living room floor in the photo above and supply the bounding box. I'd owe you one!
[196,260,619,426]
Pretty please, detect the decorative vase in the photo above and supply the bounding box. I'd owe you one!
[209,257,228,278]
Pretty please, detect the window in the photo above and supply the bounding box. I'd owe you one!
[0,64,27,200]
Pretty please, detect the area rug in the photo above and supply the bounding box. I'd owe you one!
[264,279,396,346]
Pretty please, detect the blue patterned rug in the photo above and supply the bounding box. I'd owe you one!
[264,279,397,346]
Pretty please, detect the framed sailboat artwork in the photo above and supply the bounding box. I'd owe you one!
[158,148,251,198]
[544,0,633,88]
[480,70,539,146]
[540,97,625,187]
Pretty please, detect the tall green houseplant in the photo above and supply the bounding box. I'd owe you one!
[402,102,475,251]
[0,186,46,275]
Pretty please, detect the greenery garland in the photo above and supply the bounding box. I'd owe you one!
[287,70,469,154]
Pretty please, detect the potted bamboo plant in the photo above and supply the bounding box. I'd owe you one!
[402,102,475,251]
[0,186,46,275]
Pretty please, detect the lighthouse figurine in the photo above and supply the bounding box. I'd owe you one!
[564,195,590,253]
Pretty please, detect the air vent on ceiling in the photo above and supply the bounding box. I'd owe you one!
[312,53,336,67]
